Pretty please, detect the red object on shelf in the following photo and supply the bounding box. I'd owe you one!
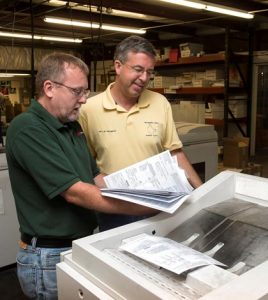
[169,49,179,63]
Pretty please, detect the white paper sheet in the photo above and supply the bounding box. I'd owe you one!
[104,150,193,194]
[102,151,194,213]
[120,233,225,276]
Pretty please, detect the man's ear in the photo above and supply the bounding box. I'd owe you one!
[114,60,122,75]
[43,80,54,98]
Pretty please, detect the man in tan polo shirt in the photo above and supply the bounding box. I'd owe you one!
[79,35,202,231]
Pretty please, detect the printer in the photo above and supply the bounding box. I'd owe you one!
[57,171,268,300]
[175,122,218,181]
[0,153,20,267]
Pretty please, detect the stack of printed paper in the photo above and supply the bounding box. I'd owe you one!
[101,151,194,214]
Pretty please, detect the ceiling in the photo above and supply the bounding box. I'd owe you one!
[1,0,268,51]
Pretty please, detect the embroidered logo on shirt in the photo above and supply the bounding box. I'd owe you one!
[98,130,117,133]
[144,122,159,136]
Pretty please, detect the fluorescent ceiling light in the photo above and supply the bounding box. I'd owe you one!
[44,17,98,28]
[160,0,254,19]
[34,35,82,43]
[48,0,160,21]
[44,17,146,34]
[206,5,254,19]
[0,73,30,77]
[161,0,205,9]
[0,32,32,39]
[0,31,82,43]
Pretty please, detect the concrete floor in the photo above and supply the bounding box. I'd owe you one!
[0,265,27,300]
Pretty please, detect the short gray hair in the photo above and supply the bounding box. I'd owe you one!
[114,35,156,63]
[35,52,89,97]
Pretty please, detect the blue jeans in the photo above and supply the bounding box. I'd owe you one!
[17,238,70,300]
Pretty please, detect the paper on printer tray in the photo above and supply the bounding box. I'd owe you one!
[120,233,225,276]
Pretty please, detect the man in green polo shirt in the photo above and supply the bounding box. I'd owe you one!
[6,52,155,300]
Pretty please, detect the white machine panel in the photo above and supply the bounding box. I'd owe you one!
[175,122,218,181]
[0,154,20,268]
[58,171,268,299]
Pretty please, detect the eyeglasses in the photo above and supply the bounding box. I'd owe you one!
[123,63,155,78]
[51,81,90,98]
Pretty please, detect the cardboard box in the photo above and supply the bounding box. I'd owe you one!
[192,79,211,87]
[218,162,263,177]
[208,100,247,119]
[205,69,224,81]
[223,137,249,168]
[179,43,203,57]
[153,76,176,88]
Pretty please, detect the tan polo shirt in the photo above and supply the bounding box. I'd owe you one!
[79,83,182,174]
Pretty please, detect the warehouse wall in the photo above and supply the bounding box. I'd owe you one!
[0,45,78,70]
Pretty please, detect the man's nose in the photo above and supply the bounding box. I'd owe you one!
[139,70,150,81]
[79,94,87,104]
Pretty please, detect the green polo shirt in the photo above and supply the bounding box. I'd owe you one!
[6,99,99,238]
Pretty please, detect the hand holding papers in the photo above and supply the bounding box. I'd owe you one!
[101,151,194,214]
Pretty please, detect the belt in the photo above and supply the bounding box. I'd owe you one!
[21,233,73,248]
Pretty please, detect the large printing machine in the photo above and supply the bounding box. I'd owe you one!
[57,171,268,300]
[175,122,218,182]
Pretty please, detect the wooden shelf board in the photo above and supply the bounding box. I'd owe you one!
[155,53,225,67]
[205,118,224,126]
[205,117,247,126]
[150,87,225,94]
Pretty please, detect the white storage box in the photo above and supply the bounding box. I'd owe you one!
[209,101,247,119]
[208,103,224,119]
[153,76,176,88]
[180,42,204,57]
[205,69,224,81]
[172,101,205,123]
[192,79,211,87]
[195,72,206,80]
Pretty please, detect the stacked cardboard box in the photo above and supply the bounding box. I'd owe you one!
[205,69,224,81]
[207,99,247,119]
[179,43,204,57]
[153,76,176,88]
[175,72,195,87]
[223,137,249,169]
[192,79,211,87]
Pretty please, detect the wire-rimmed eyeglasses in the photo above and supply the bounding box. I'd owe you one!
[122,63,155,78]
[52,81,90,98]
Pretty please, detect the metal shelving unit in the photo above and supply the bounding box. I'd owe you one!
[153,29,253,138]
